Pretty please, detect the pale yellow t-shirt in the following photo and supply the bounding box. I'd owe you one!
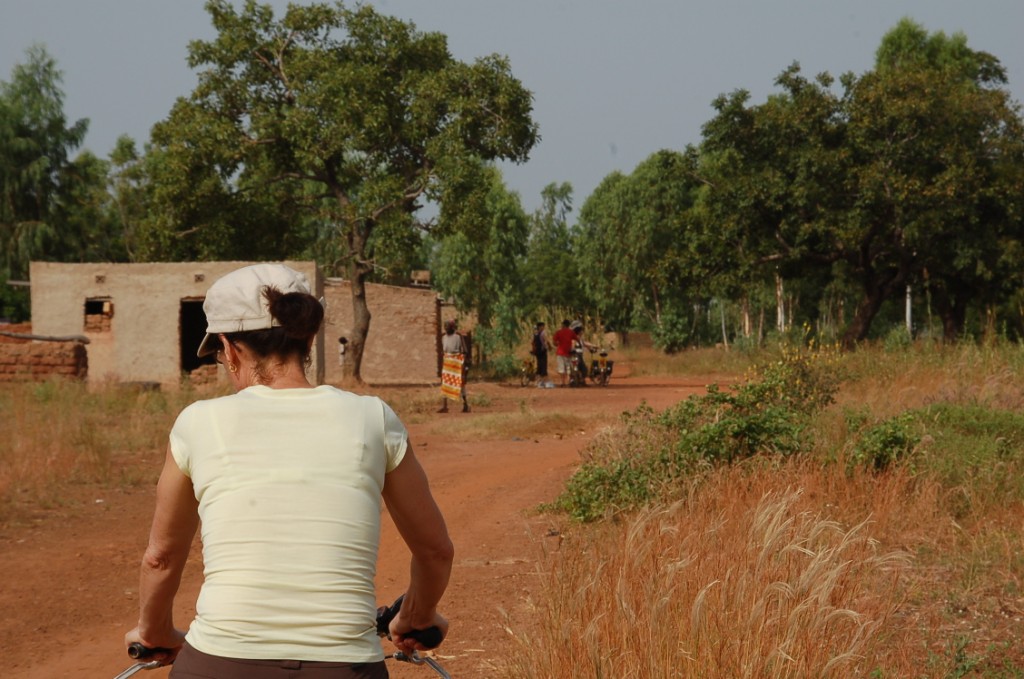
[169,385,408,662]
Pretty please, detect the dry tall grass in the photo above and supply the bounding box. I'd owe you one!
[0,379,211,522]
[504,464,921,678]
[501,342,1024,677]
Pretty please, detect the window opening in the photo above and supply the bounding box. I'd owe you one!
[84,298,113,332]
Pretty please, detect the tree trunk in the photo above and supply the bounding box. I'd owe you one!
[842,267,909,349]
[841,288,886,349]
[347,268,372,383]
[342,213,374,384]
[905,285,913,336]
[719,302,729,349]
[983,306,997,345]
[775,274,785,334]
[932,285,967,343]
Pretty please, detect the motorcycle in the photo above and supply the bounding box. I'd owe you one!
[568,346,588,387]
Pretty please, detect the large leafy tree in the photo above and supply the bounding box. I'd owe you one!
[144,0,538,380]
[431,164,529,335]
[698,21,1024,347]
[0,45,90,319]
[699,66,848,337]
[51,149,126,264]
[522,181,581,312]
[576,150,702,338]
[863,19,1024,340]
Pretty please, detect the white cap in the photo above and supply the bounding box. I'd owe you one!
[197,264,312,357]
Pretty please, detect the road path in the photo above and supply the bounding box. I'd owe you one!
[1,372,716,678]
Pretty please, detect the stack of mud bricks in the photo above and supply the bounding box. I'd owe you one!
[0,341,87,382]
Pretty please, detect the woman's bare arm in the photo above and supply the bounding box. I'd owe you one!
[125,446,199,660]
[382,444,454,650]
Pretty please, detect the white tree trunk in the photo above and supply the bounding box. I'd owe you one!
[775,274,785,334]
[720,302,729,349]
[905,284,913,336]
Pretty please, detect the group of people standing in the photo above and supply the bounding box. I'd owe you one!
[532,318,596,388]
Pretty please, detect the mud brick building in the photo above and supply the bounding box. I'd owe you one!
[24,262,440,387]
[0,325,88,382]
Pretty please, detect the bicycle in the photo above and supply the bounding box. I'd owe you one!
[588,349,614,386]
[519,355,537,387]
[568,347,588,387]
[117,594,450,678]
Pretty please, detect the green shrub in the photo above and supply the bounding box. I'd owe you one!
[909,403,1024,502]
[552,349,839,521]
[848,413,921,472]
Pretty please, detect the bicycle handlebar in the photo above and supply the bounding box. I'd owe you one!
[376,595,444,649]
[126,643,172,660]
[127,595,443,665]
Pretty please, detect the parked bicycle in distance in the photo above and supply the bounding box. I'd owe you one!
[589,349,614,386]
[520,355,537,387]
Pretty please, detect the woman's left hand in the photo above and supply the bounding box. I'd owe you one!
[124,625,186,665]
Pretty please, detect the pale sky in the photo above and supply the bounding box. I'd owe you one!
[2,0,1022,215]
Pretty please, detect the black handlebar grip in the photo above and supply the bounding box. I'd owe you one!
[375,594,444,649]
[406,625,443,649]
[127,642,172,660]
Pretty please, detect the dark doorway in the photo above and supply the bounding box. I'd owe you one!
[180,299,215,372]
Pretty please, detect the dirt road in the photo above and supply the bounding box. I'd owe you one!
[2,372,714,678]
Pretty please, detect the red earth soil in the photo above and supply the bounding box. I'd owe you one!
[1,369,718,678]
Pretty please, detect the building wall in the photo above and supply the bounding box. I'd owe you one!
[29,261,323,387]
[0,338,87,382]
[323,279,440,385]
[28,262,441,388]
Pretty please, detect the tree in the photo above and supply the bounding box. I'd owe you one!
[699,65,850,340]
[431,164,529,338]
[576,150,703,343]
[866,19,1024,341]
[697,26,1024,347]
[144,0,538,380]
[51,149,126,264]
[0,45,90,320]
[522,182,581,312]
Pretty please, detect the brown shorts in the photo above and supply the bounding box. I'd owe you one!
[170,642,388,679]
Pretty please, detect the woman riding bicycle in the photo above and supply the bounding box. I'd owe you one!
[124,264,454,678]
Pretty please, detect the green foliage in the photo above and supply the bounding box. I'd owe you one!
[432,166,529,328]
[848,413,920,472]
[648,308,692,353]
[876,18,1007,84]
[694,22,1024,348]
[522,182,583,312]
[910,404,1024,505]
[881,324,913,351]
[575,151,703,333]
[0,45,122,319]
[140,0,537,380]
[553,338,1024,526]
[553,350,838,521]
[550,403,675,522]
